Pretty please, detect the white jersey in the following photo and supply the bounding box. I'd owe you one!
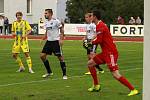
[45,18,62,41]
[86,23,96,40]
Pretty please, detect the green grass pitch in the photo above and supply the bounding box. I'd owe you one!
[0,39,143,100]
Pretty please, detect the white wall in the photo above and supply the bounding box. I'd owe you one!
[143,0,150,99]
[4,0,26,23]
[57,0,67,21]
[0,0,4,13]
[31,0,57,24]
[4,0,57,24]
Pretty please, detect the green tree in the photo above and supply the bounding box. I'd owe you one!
[66,0,144,24]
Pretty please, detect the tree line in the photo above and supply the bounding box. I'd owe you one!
[66,0,144,24]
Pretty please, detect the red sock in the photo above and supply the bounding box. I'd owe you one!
[88,66,99,85]
[117,76,134,90]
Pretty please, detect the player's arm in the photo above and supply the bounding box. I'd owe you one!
[23,21,32,38]
[25,21,32,36]
[41,21,47,40]
[83,25,88,40]
[40,30,47,47]
[83,28,88,40]
[90,44,97,58]
[11,22,16,37]
[59,21,64,46]
[60,22,64,40]
[59,25,64,46]
[26,29,32,36]
[42,30,47,40]
[90,26,97,56]
[82,32,88,49]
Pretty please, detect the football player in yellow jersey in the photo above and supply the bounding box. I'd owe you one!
[11,12,34,73]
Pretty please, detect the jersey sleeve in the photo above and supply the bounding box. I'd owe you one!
[25,21,31,31]
[56,19,62,28]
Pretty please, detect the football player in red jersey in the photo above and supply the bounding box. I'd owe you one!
[87,10,138,96]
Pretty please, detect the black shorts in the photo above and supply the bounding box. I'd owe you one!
[87,44,98,54]
[42,40,62,56]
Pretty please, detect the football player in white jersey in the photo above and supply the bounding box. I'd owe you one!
[83,13,104,75]
[40,9,67,79]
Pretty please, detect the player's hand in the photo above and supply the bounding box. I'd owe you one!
[22,35,26,39]
[90,52,96,58]
[21,35,27,41]
[87,41,92,49]
[83,39,88,49]
[59,39,63,46]
[12,33,16,38]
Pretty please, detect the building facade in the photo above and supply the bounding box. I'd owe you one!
[0,0,67,24]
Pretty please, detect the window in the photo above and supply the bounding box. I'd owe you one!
[0,0,4,14]
[27,0,32,14]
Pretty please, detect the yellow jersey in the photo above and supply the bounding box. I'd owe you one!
[11,20,31,44]
[11,20,31,53]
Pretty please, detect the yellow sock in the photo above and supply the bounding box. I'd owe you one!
[16,57,24,67]
[26,57,32,68]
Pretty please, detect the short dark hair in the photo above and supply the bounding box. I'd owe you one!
[92,10,101,20]
[16,11,23,17]
[85,13,92,17]
[45,9,53,14]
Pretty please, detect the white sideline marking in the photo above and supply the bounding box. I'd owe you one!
[0,67,142,87]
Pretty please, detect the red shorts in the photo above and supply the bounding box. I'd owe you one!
[93,52,119,72]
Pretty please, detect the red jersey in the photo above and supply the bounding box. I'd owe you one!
[92,21,118,54]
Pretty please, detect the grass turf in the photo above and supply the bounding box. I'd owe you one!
[0,39,143,100]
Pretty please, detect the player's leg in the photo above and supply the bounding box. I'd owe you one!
[87,58,101,92]
[91,45,105,74]
[111,69,139,96]
[85,53,92,75]
[12,53,25,72]
[40,53,53,78]
[21,40,34,73]
[85,52,104,75]
[54,41,67,79]
[107,54,138,96]
[86,44,104,75]
[40,41,53,78]
[95,65,104,74]
[57,55,67,79]
[24,52,34,73]
[12,42,25,72]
